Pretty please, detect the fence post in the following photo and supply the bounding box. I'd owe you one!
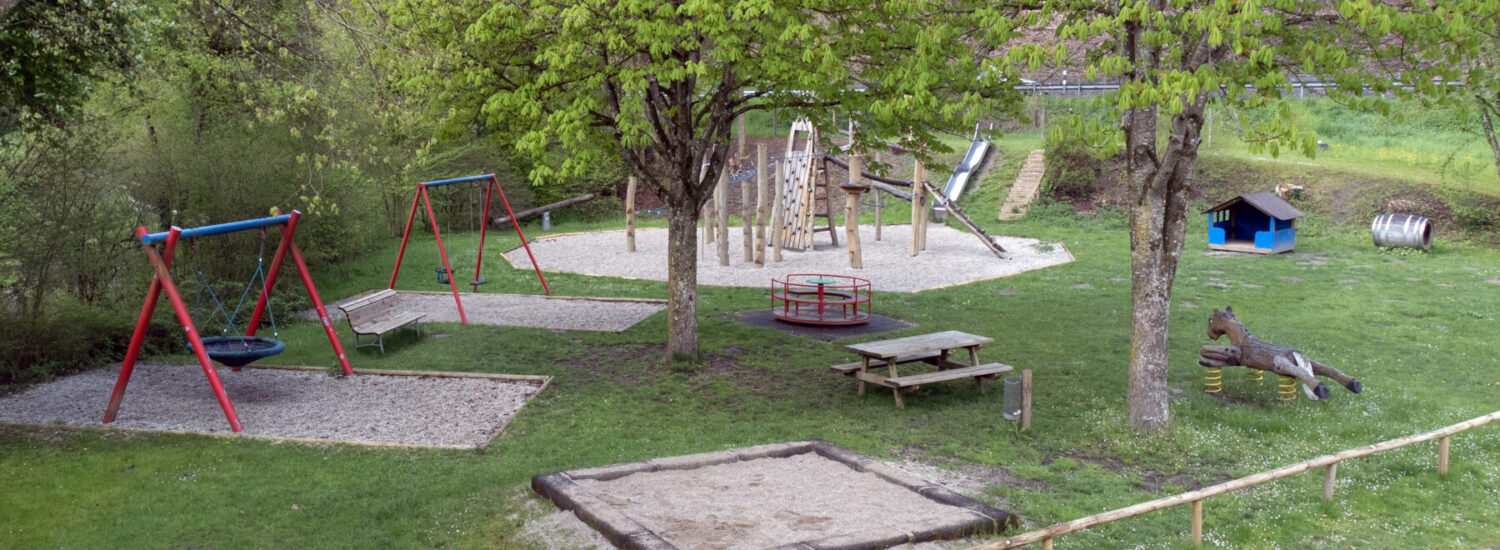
[1190,499,1203,545]
[1438,436,1450,475]
[1322,463,1337,501]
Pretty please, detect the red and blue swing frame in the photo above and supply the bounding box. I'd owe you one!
[104,210,352,433]
[388,173,550,325]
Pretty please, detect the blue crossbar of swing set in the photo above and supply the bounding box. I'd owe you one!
[421,173,495,187]
[140,213,295,245]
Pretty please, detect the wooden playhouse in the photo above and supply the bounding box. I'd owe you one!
[1205,191,1305,254]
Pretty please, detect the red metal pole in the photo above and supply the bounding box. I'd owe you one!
[472,178,495,292]
[244,210,298,337]
[490,175,551,294]
[388,187,424,289]
[145,228,244,432]
[104,227,181,424]
[288,241,354,375]
[424,186,467,325]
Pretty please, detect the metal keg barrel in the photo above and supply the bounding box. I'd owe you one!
[1371,213,1433,251]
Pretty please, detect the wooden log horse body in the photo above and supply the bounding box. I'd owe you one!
[1199,307,1363,400]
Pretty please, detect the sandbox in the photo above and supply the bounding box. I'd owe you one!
[532,440,1015,550]
[503,224,1073,293]
[311,290,665,332]
[0,363,547,448]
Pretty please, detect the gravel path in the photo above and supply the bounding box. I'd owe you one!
[0,363,542,448]
[307,291,664,332]
[504,225,1073,293]
[573,452,976,550]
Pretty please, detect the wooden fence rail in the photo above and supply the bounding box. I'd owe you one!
[972,410,1500,550]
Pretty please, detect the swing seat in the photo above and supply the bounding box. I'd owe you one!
[199,336,285,368]
[470,279,487,286]
[435,267,453,285]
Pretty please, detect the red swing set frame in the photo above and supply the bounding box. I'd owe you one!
[388,173,549,325]
[104,209,352,433]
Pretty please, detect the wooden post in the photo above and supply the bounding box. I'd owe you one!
[915,159,928,251]
[873,151,883,241]
[1021,369,1033,429]
[1322,463,1337,501]
[1041,538,1052,550]
[703,164,715,246]
[625,176,637,253]
[845,156,863,269]
[1190,499,1203,545]
[754,144,768,267]
[772,158,785,263]
[742,166,754,264]
[910,158,922,257]
[716,169,729,266]
[1438,436,1450,475]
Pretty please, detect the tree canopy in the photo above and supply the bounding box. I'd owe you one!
[384,0,1038,356]
[1037,0,1498,430]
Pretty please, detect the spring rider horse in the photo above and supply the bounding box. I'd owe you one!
[1199,307,1363,402]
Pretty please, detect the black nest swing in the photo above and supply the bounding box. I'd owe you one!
[198,336,286,368]
[186,235,287,368]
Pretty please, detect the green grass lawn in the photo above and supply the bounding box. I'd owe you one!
[4,135,1500,549]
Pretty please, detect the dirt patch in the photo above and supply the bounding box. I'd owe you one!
[553,343,665,388]
[893,447,1048,494]
[689,353,787,398]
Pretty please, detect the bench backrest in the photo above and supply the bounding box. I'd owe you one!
[340,289,400,328]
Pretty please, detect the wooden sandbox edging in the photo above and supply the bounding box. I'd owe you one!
[532,439,1017,550]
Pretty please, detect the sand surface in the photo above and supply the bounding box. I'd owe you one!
[0,363,541,448]
[573,453,976,549]
[504,224,1073,292]
[309,291,664,332]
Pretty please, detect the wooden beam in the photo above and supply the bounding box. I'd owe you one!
[625,178,637,253]
[491,193,596,226]
[971,410,1500,549]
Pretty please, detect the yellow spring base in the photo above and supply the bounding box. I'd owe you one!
[1204,367,1224,394]
[1278,375,1297,403]
[1246,369,1265,385]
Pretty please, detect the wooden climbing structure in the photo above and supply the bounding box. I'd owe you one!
[777,120,838,251]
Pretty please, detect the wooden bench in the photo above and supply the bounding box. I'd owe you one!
[887,362,1013,389]
[337,289,425,353]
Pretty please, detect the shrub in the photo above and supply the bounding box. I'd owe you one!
[1044,137,1105,200]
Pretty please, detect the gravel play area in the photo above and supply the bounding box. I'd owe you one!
[0,363,545,448]
[504,225,1073,292]
[533,440,1013,550]
[310,291,664,332]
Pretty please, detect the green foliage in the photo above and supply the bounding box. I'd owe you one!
[0,0,138,135]
[0,296,172,389]
[1043,135,1105,199]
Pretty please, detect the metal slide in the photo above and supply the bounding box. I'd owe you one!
[932,139,990,221]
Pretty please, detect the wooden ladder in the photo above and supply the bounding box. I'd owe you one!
[920,180,1008,260]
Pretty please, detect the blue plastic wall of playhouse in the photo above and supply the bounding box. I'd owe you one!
[1208,203,1296,253]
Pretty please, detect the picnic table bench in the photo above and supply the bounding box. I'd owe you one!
[831,330,1013,407]
[337,289,424,353]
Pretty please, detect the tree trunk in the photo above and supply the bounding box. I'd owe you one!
[1478,94,1500,182]
[665,204,701,359]
[1126,101,1206,432]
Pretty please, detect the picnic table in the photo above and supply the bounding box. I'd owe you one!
[830,330,1014,407]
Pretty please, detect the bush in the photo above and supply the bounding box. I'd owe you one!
[0,298,174,390]
[1043,137,1105,199]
